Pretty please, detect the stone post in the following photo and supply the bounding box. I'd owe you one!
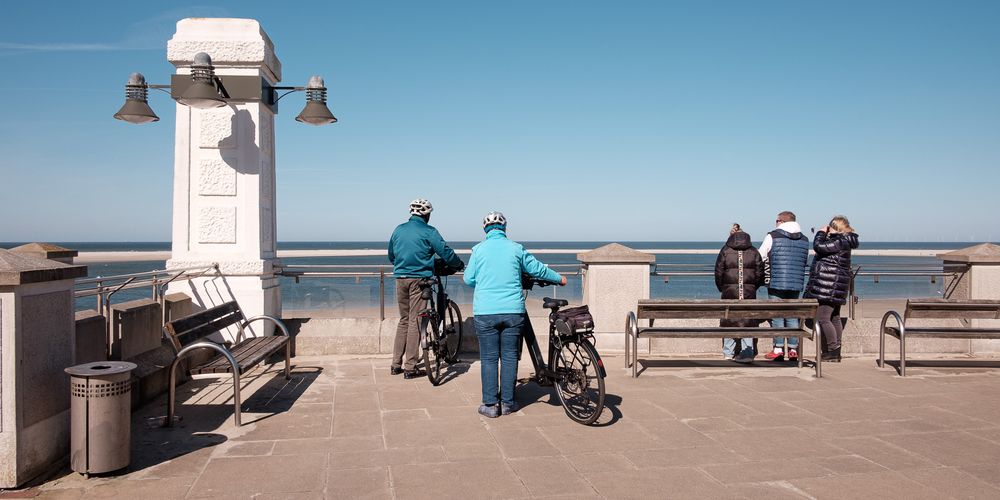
[0,250,87,487]
[939,243,1000,353]
[165,19,281,337]
[578,244,655,352]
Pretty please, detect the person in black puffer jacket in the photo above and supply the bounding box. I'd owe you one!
[803,215,860,362]
[715,224,765,363]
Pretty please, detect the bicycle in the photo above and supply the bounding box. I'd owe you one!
[417,261,464,385]
[519,275,607,425]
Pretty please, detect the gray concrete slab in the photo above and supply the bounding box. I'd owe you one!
[17,353,1000,499]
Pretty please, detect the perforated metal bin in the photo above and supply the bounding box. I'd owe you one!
[65,361,137,476]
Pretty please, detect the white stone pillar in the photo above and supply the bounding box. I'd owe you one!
[578,244,654,352]
[0,250,87,487]
[165,19,281,337]
[939,243,1000,353]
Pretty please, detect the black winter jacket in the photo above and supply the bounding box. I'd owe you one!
[804,231,860,305]
[715,232,764,328]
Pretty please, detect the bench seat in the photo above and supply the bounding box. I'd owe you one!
[191,336,290,375]
[627,299,821,378]
[880,299,1000,376]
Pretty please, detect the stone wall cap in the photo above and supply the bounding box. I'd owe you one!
[168,17,282,82]
[577,243,655,264]
[0,249,88,285]
[10,242,78,259]
[938,243,1000,263]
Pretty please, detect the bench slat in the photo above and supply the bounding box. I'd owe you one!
[905,299,1000,320]
[165,302,246,347]
[191,337,289,375]
[637,327,814,339]
[884,327,1000,339]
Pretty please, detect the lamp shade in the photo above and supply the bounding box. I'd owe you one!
[114,99,159,124]
[177,80,226,109]
[114,72,159,124]
[295,75,337,126]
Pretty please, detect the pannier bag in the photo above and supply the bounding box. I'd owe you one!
[555,305,594,332]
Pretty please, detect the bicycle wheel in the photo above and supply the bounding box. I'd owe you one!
[421,315,443,385]
[553,337,605,425]
[443,300,464,362]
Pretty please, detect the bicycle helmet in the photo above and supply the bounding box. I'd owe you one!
[409,198,433,216]
[483,211,507,232]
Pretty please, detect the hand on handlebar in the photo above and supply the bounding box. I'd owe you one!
[560,276,567,286]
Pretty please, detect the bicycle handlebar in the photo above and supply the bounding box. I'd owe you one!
[521,274,562,290]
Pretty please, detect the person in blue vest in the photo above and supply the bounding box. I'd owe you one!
[388,198,464,379]
[463,212,566,418]
[758,211,810,361]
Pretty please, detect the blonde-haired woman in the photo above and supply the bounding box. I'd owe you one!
[803,216,859,362]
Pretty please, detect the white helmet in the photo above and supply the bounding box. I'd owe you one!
[409,198,433,216]
[483,211,507,231]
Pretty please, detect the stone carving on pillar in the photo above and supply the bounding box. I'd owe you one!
[166,18,282,337]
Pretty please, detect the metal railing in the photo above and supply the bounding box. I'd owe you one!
[277,264,583,320]
[75,264,220,354]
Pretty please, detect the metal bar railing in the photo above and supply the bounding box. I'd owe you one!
[75,264,219,358]
[277,264,583,320]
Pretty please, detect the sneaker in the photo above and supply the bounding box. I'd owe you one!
[764,350,784,361]
[501,402,519,415]
[733,350,755,364]
[403,369,426,379]
[390,366,403,376]
[787,349,798,361]
[478,404,500,418]
[723,355,734,361]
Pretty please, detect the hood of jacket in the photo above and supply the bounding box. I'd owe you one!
[773,221,804,240]
[726,231,753,251]
[841,232,860,249]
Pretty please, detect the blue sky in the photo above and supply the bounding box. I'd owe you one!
[1,1,998,242]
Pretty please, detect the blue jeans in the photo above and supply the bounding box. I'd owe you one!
[474,314,525,406]
[723,337,753,357]
[769,289,800,348]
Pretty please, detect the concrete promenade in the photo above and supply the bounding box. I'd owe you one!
[21,353,1000,499]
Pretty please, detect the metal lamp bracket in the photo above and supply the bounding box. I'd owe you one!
[169,74,282,113]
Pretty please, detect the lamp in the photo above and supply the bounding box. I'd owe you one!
[176,52,226,109]
[113,73,159,124]
[295,76,338,126]
[115,52,336,126]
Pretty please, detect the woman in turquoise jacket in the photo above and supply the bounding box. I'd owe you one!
[463,212,566,418]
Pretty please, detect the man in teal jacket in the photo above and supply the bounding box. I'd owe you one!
[463,211,565,417]
[388,198,464,378]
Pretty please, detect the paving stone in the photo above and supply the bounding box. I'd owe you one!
[187,453,327,497]
[564,452,637,474]
[329,446,446,470]
[789,471,946,500]
[586,467,732,499]
[809,455,888,475]
[625,445,746,468]
[488,427,562,458]
[390,459,529,500]
[271,435,383,455]
[681,416,743,433]
[634,419,718,448]
[81,477,195,499]
[327,466,391,499]
[702,458,832,484]
[901,467,1000,499]
[880,431,1000,467]
[333,410,383,437]
[507,457,597,497]
[724,481,813,499]
[828,437,938,470]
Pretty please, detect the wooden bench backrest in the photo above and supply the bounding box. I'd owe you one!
[637,299,818,321]
[163,301,245,351]
[905,299,1000,320]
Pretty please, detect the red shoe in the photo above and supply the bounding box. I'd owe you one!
[764,350,784,361]
[787,349,798,361]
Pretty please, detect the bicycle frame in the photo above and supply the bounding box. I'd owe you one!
[519,307,607,384]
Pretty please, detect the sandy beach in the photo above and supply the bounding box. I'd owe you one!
[73,248,947,263]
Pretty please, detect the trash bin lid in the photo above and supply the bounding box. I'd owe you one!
[65,361,138,377]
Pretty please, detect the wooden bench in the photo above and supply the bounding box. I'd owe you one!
[163,301,291,426]
[880,299,1000,376]
[625,299,822,378]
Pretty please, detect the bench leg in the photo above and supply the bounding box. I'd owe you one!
[632,333,638,379]
[900,332,906,377]
[815,326,822,378]
[797,336,803,369]
[167,358,182,427]
[284,342,292,380]
[232,371,243,426]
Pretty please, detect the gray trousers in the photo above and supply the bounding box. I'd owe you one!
[393,278,425,370]
[817,302,844,350]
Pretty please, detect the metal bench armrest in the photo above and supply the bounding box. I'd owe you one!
[880,310,905,371]
[237,315,291,343]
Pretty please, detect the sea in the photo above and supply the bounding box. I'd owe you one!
[2,241,982,314]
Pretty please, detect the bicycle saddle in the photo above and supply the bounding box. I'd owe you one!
[543,297,569,310]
